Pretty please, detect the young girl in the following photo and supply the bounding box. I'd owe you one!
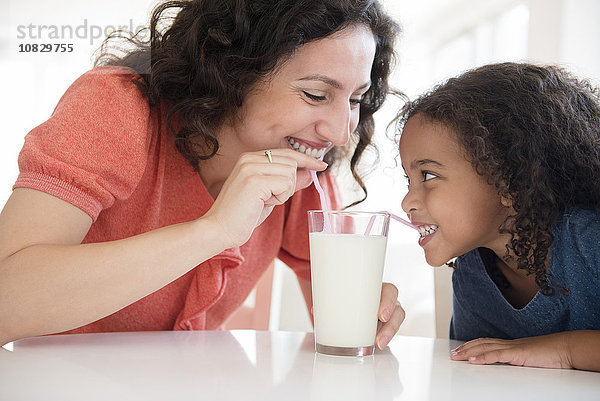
[397,62,600,371]
[0,0,405,347]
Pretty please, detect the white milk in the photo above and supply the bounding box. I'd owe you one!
[309,232,388,348]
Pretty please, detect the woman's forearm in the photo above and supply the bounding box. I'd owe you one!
[0,217,226,344]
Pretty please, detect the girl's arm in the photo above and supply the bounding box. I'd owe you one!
[449,330,600,372]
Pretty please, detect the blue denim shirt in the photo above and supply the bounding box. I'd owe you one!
[450,205,600,341]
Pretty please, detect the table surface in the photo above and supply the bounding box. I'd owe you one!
[1,330,599,401]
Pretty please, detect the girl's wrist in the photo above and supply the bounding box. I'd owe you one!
[563,330,575,369]
[565,330,600,371]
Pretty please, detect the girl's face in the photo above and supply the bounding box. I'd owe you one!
[400,114,511,266]
[218,24,376,178]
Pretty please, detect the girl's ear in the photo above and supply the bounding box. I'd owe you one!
[499,182,512,208]
[500,195,512,208]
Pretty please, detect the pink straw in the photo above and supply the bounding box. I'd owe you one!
[309,165,417,235]
[389,213,419,230]
[310,170,332,232]
[365,211,419,235]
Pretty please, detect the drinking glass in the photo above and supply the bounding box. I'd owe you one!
[308,210,390,356]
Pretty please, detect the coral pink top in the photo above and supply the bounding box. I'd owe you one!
[13,66,341,333]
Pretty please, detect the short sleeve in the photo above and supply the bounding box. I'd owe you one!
[277,172,343,281]
[13,66,152,221]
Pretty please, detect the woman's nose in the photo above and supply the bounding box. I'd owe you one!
[316,101,354,146]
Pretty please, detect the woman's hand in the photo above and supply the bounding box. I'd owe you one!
[203,149,327,249]
[376,282,405,350]
[449,332,573,369]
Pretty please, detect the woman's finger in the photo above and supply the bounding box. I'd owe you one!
[376,300,405,350]
[261,148,328,171]
[375,283,404,350]
[378,282,399,323]
[242,174,296,205]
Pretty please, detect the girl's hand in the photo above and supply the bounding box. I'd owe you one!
[376,282,405,350]
[450,332,573,369]
[203,149,327,249]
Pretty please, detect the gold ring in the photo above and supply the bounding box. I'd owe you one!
[264,150,273,163]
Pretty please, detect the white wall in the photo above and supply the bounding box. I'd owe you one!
[0,0,155,206]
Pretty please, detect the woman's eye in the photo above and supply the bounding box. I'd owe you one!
[303,91,326,102]
[350,98,362,107]
[423,172,437,181]
[403,174,410,186]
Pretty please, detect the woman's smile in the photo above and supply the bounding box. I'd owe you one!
[286,136,330,159]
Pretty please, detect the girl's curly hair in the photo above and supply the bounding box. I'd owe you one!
[397,62,600,296]
[94,0,400,206]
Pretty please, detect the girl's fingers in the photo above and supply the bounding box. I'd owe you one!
[452,337,508,353]
[452,334,574,369]
[452,337,501,351]
[450,339,512,361]
[467,349,514,365]
[452,345,521,366]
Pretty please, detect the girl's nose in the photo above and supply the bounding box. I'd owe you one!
[401,187,418,217]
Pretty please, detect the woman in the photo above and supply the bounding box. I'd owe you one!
[0,0,404,348]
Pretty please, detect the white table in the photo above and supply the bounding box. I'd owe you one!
[1,330,599,400]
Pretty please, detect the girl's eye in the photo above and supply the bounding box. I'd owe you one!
[423,171,437,181]
[403,174,410,186]
[303,91,326,102]
[350,98,362,107]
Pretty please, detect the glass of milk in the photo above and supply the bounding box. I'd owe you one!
[308,210,390,357]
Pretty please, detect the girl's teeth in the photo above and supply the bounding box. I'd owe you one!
[287,137,325,159]
[418,224,439,237]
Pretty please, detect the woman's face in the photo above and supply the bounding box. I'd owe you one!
[400,114,511,266]
[224,24,377,162]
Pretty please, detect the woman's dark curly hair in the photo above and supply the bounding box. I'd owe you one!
[94,0,400,206]
[397,62,600,296]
